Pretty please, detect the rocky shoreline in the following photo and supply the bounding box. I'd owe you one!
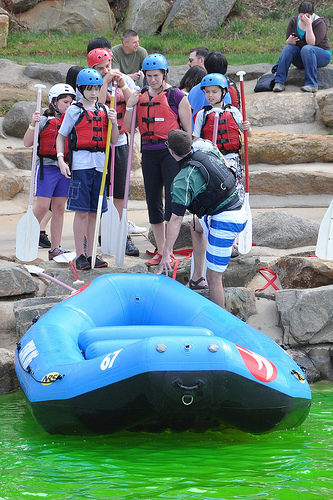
[0,61,332,394]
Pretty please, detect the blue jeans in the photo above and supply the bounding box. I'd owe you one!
[275,44,331,87]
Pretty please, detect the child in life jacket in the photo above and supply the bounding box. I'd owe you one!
[56,68,119,271]
[86,48,144,256]
[23,83,76,260]
[193,73,252,203]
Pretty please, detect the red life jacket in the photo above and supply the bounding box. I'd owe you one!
[70,103,109,152]
[105,87,127,134]
[38,115,69,160]
[137,87,180,144]
[200,105,241,154]
[116,87,127,134]
[227,78,240,109]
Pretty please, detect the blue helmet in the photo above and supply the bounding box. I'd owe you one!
[142,53,168,72]
[200,73,229,91]
[76,68,103,87]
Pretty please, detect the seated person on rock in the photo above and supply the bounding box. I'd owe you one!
[273,1,331,93]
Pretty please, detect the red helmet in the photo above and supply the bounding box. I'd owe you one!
[87,48,112,68]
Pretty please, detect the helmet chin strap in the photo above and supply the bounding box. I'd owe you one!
[51,101,60,114]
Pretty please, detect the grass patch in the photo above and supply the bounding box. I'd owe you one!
[2,1,332,67]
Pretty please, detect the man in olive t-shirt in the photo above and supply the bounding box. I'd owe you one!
[112,29,148,88]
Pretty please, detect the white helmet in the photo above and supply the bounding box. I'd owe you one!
[48,83,76,103]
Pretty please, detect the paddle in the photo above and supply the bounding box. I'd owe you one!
[101,82,120,256]
[91,90,115,269]
[236,70,252,255]
[16,84,46,262]
[315,198,333,260]
[24,264,75,293]
[115,104,137,267]
[212,108,219,146]
[52,251,84,285]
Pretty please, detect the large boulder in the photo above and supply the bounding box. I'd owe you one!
[161,0,236,34]
[126,0,171,34]
[10,0,41,13]
[0,348,18,394]
[249,131,333,164]
[0,171,24,200]
[275,285,333,346]
[252,211,319,249]
[18,0,115,33]
[249,167,333,196]
[2,101,39,138]
[317,92,333,128]
[1,149,33,171]
[272,256,333,289]
[0,267,38,297]
[23,62,72,84]
[285,65,333,90]
[125,0,236,34]
[246,91,316,128]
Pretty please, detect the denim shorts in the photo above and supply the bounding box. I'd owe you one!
[67,168,107,213]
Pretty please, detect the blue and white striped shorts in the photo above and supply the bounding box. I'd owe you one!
[199,205,248,273]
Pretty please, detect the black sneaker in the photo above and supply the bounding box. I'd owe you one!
[125,235,139,256]
[231,245,239,258]
[87,255,108,268]
[39,231,51,248]
[76,254,91,270]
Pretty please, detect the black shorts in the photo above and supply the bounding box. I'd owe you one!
[109,142,129,199]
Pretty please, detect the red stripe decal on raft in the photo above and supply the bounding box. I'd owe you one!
[63,281,91,300]
[236,345,278,383]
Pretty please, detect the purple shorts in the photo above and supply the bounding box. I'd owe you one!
[35,163,70,198]
[67,168,107,213]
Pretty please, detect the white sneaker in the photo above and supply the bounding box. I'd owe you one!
[127,220,147,234]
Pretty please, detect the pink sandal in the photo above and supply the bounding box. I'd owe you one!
[145,253,162,267]
[145,253,175,267]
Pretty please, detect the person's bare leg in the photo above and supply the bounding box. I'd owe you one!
[73,211,88,256]
[190,216,207,284]
[39,209,52,231]
[114,198,124,218]
[33,196,51,224]
[49,197,67,249]
[206,268,225,308]
[151,222,166,253]
[85,212,97,256]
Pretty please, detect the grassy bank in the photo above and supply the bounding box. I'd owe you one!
[2,0,333,66]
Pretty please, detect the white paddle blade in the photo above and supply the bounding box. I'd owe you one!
[24,264,44,275]
[16,206,40,262]
[238,194,252,255]
[115,209,128,267]
[101,197,120,255]
[315,199,333,260]
[53,251,77,263]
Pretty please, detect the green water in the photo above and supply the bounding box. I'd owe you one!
[0,382,332,500]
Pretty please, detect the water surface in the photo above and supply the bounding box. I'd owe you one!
[1,382,332,500]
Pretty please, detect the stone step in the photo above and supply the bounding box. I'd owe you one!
[129,161,332,208]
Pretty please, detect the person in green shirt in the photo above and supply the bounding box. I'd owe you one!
[112,30,148,88]
[158,130,247,308]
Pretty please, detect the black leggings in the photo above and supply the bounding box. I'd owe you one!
[141,148,180,224]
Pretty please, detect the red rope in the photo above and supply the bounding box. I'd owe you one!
[255,266,280,292]
[171,249,193,280]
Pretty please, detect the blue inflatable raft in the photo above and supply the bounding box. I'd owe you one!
[15,273,311,435]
